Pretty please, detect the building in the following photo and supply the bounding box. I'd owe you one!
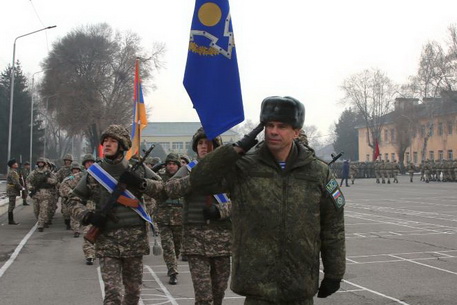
[141,122,239,157]
[358,96,457,164]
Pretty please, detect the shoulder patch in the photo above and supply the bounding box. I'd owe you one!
[325,178,338,193]
[326,178,345,209]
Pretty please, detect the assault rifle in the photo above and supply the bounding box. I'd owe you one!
[29,171,51,198]
[84,144,156,244]
[328,152,344,166]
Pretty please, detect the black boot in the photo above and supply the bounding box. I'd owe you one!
[169,274,178,285]
[22,199,29,206]
[8,212,19,225]
[65,219,71,230]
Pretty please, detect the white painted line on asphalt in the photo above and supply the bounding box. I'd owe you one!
[145,265,179,305]
[342,279,411,304]
[389,254,457,276]
[0,222,37,278]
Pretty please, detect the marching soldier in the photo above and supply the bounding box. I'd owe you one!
[59,162,83,237]
[20,161,31,206]
[350,161,358,185]
[374,160,381,183]
[27,158,58,232]
[165,127,232,305]
[155,153,184,285]
[190,96,345,304]
[6,159,23,225]
[68,125,163,305]
[407,162,417,182]
[392,160,400,183]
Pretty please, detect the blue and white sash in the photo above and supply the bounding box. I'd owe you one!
[186,160,230,204]
[87,163,153,224]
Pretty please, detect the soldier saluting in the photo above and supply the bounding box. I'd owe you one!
[190,96,346,305]
[68,125,163,305]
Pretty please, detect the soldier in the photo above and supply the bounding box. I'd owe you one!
[68,125,163,305]
[154,153,184,285]
[165,127,232,305]
[349,161,358,185]
[45,158,59,226]
[27,158,58,232]
[407,162,417,182]
[452,159,457,182]
[59,162,82,237]
[56,154,73,183]
[20,161,31,206]
[374,160,381,183]
[6,159,23,225]
[392,160,400,183]
[424,160,431,183]
[180,154,191,166]
[419,160,425,181]
[340,160,350,187]
[190,96,346,304]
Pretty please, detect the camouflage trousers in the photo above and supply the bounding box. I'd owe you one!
[188,255,230,305]
[158,224,183,275]
[47,194,58,222]
[33,197,49,228]
[82,224,95,258]
[8,196,17,213]
[61,198,71,220]
[100,256,143,305]
[244,297,313,305]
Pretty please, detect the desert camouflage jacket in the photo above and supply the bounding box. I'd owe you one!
[190,143,346,301]
[154,170,183,226]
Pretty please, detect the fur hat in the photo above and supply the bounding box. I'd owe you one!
[7,159,17,168]
[260,96,305,129]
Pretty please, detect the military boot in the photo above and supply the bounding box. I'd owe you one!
[169,274,178,285]
[65,219,71,230]
[22,199,29,206]
[8,212,19,225]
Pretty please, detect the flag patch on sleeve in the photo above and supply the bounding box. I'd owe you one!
[326,179,345,209]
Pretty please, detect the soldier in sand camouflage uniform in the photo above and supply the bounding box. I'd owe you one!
[165,128,232,305]
[68,125,163,305]
[407,162,417,182]
[155,153,184,285]
[59,162,83,237]
[6,159,23,225]
[190,97,346,305]
[424,160,431,183]
[27,158,58,232]
[349,161,358,185]
[392,160,400,183]
[374,160,381,183]
[20,161,31,206]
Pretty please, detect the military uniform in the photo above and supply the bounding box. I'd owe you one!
[407,163,417,182]
[59,162,82,237]
[349,162,358,184]
[6,159,23,224]
[165,128,232,305]
[68,125,163,305]
[27,158,58,231]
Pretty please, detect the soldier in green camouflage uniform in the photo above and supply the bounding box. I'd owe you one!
[68,125,163,305]
[349,162,358,185]
[165,128,232,305]
[155,153,184,285]
[6,159,23,225]
[20,161,31,206]
[27,158,58,232]
[407,162,417,182]
[374,160,381,183]
[190,97,346,305]
[59,162,83,237]
[392,160,400,183]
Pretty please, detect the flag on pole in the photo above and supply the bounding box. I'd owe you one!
[183,0,244,139]
[373,139,380,161]
[126,59,148,160]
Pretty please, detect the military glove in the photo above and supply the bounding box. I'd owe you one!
[119,171,144,189]
[82,211,106,227]
[317,278,341,298]
[152,162,165,173]
[234,123,264,152]
[203,205,221,220]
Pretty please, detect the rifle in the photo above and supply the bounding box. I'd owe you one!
[84,144,156,244]
[328,152,344,166]
[29,171,51,198]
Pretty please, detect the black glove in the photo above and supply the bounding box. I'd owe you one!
[203,205,221,220]
[152,162,165,173]
[82,211,106,227]
[234,123,264,152]
[119,171,144,188]
[317,278,341,298]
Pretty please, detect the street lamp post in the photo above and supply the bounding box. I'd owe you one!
[7,25,56,168]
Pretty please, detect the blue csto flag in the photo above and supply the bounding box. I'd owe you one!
[183,0,244,140]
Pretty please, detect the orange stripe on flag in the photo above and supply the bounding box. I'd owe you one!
[117,195,139,208]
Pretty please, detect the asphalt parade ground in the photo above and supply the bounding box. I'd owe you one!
[0,174,456,304]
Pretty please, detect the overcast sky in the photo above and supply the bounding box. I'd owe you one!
[2,0,457,140]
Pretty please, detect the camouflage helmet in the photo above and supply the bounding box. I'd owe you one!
[71,162,81,171]
[63,154,73,161]
[144,157,154,165]
[82,154,96,165]
[151,157,161,165]
[100,125,132,151]
[36,157,46,165]
[192,127,223,152]
[24,161,30,166]
[180,154,191,164]
[165,153,181,166]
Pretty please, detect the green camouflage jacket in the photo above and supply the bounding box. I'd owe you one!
[190,143,346,302]
[6,169,22,197]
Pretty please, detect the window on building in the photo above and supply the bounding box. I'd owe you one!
[448,150,453,160]
[438,150,444,160]
[406,152,410,163]
[384,130,388,142]
[172,142,184,151]
[390,129,395,142]
[385,153,389,161]
[391,153,396,161]
[429,124,434,136]
[429,151,434,160]
[438,122,443,136]
[448,121,453,135]
[185,142,192,151]
[420,125,425,137]
[413,152,418,164]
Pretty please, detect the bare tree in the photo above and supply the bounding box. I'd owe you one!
[39,23,165,152]
[341,68,397,155]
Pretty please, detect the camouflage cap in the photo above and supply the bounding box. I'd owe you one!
[144,157,154,165]
[36,157,46,165]
[82,154,96,165]
[63,154,73,161]
[180,154,191,164]
[192,127,223,152]
[165,153,181,166]
[71,161,82,170]
[260,96,305,129]
[100,125,132,151]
